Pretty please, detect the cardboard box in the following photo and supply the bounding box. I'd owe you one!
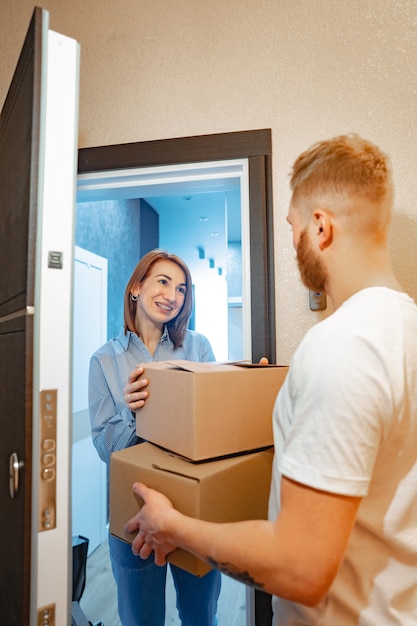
[136,361,288,461]
[110,442,274,576]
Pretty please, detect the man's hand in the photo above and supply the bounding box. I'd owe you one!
[125,483,178,565]
[124,366,149,410]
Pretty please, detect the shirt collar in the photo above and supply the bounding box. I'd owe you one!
[118,327,130,350]
[160,325,174,348]
[118,325,174,350]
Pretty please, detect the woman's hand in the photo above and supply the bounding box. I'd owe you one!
[124,365,149,410]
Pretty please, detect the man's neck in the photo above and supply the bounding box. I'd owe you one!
[325,247,402,310]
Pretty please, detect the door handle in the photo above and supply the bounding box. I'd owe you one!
[9,452,24,498]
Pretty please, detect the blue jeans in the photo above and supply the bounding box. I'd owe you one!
[109,534,221,626]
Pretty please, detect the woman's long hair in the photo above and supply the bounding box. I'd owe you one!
[124,249,193,349]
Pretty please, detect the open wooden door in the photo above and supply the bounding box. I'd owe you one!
[0,7,79,624]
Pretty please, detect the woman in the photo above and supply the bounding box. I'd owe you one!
[89,249,221,626]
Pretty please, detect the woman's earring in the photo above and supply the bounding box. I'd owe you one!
[131,293,138,302]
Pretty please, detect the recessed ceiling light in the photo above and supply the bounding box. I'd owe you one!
[210,232,219,237]
[199,216,208,222]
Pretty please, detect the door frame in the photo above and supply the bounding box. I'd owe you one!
[78,129,276,364]
[78,129,276,625]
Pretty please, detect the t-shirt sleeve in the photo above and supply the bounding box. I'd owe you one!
[279,323,391,497]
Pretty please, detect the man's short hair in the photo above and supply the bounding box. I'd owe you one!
[290,134,393,236]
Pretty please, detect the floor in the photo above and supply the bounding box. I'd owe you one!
[80,537,247,626]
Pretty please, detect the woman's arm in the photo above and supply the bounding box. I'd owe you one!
[88,355,140,464]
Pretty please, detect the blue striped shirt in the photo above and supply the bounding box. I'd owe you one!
[88,326,215,464]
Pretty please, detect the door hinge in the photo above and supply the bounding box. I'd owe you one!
[38,603,55,625]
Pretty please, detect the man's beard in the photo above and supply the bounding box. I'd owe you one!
[296,229,328,293]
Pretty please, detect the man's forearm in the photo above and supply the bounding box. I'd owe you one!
[127,479,360,606]
[167,512,273,590]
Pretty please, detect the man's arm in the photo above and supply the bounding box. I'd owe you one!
[125,476,361,606]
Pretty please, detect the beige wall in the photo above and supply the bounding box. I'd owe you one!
[2,0,417,363]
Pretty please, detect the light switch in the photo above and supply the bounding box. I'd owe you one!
[309,290,327,311]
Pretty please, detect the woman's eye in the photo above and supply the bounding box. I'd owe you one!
[177,287,186,295]
[158,278,168,285]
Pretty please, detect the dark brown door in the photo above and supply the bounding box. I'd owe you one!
[0,8,46,624]
[0,7,79,624]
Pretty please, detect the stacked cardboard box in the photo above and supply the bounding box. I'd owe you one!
[110,361,288,575]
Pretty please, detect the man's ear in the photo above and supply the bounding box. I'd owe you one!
[314,211,333,250]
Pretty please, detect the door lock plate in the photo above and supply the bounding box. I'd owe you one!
[38,390,57,532]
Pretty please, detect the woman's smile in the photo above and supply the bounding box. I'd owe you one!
[155,300,174,313]
[134,259,187,328]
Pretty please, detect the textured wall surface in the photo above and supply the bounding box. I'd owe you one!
[76,199,141,338]
[2,0,417,362]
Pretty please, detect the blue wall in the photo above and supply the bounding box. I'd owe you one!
[75,198,154,340]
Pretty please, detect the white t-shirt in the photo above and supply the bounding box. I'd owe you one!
[269,287,417,625]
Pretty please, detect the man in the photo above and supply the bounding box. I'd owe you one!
[125,134,417,625]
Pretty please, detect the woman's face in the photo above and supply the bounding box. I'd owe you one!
[133,259,187,328]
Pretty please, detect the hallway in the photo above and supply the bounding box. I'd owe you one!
[80,537,247,625]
